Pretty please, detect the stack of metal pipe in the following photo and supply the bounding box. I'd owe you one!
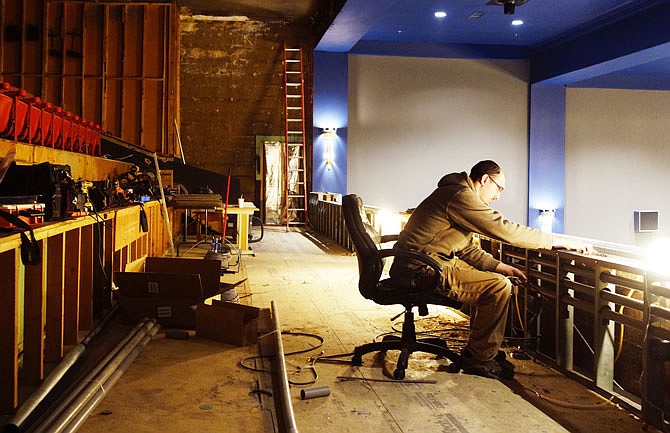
[3,318,159,433]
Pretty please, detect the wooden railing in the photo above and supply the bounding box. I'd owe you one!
[0,200,169,413]
[307,193,670,431]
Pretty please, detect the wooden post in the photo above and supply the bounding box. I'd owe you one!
[79,224,94,330]
[0,250,19,413]
[45,233,65,362]
[63,228,81,345]
[24,239,46,384]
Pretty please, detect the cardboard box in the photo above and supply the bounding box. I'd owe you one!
[145,257,222,298]
[196,300,260,346]
[114,257,223,328]
[160,169,174,188]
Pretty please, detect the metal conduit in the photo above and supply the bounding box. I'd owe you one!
[600,308,644,330]
[62,325,160,433]
[560,262,595,279]
[561,294,594,313]
[527,269,556,285]
[271,301,299,433]
[532,286,556,300]
[650,283,670,298]
[562,278,595,297]
[599,290,645,311]
[30,318,156,433]
[528,254,556,267]
[650,304,670,321]
[2,305,119,433]
[599,272,645,291]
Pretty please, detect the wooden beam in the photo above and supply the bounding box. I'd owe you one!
[63,228,81,345]
[45,233,65,363]
[24,238,46,384]
[0,139,133,181]
[0,250,19,413]
[79,224,94,330]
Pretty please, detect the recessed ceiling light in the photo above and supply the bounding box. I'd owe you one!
[512,19,524,25]
[434,11,447,18]
[469,11,485,19]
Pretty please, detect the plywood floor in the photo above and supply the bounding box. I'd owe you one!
[73,227,656,433]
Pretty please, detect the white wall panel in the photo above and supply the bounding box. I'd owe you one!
[348,55,530,223]
[566,88,670,246]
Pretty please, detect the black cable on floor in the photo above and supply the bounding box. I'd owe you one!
[239,331,328,386]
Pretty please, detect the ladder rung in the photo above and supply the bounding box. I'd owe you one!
[286,71,300,74]
[288,131,303,134]
[288,118,302,122]
[285,48,300,51]
[287,107,302,109]
[286,95,302,98]
[286,59,300,63]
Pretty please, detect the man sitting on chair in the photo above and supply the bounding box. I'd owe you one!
[389,160,591,379]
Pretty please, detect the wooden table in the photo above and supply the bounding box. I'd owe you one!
[188,203,258,255]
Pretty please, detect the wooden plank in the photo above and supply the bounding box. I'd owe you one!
[114,205,140,249]
[24,0,44,76]
[167,3,178,155]
[63,228,81,345]
[104,216,114,290]
[0,249,19,413]
[0,139,132,181]
[0,208,117,255]
[79,224,94,330]
[113,249,121,273]
[82,3,103,123]
[24,238,46,384]
[45,233,65,363]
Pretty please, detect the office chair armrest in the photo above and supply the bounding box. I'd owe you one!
[379,234,399,243]
[377,248,442,291]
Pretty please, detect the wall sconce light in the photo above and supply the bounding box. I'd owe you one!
[321,127,337,165]
[539,209,556,234]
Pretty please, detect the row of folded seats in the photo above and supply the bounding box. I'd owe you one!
[0,82,102,156]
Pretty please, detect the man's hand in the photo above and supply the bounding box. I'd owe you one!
[495,262,526,279]
[552,237,594,254]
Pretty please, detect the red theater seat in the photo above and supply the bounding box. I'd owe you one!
[20,96,43,144]
[51,107,64,149]
[0,83,13,135]
[5,88,28,142]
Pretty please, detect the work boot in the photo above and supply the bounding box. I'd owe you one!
[460,348,514,380]
[494,350,515,373]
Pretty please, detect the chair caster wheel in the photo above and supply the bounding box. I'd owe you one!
[351,354,363,366]
[448,363,461,373]
[393,369,405,380]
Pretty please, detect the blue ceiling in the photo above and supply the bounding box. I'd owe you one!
[316,0,670,90]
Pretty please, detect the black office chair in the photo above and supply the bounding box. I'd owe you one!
[342,194,461,379]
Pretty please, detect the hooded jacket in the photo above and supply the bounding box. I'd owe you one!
[391,171,553,273]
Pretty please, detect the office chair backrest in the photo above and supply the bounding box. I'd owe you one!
[342,194,385,299]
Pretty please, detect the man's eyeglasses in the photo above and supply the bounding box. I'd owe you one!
[489,176,504,192]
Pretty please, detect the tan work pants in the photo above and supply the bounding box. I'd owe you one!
[440,258,513,362]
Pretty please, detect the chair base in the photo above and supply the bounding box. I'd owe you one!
[351,334,460,380]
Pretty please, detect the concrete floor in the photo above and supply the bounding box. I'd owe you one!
[61,228,661,432]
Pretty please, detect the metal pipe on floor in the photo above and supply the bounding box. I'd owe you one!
[2,306,119,433]
[271,301,299,433]
[62,325,160,433]
[42,320,159,433]
[30,318,156,433]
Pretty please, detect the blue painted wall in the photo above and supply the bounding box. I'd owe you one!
[528,84,566,234]
[313,51,348,195]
